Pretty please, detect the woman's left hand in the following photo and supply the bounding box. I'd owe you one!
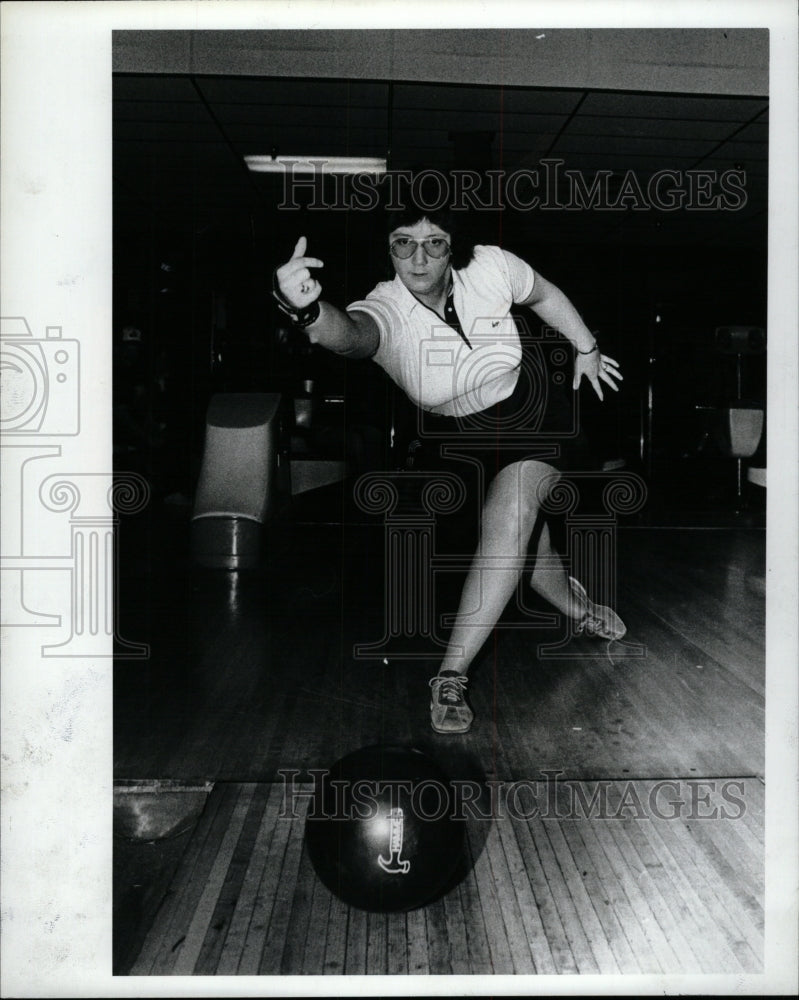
[573,349,623,401]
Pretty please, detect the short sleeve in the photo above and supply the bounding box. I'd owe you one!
[346,293,407,373]
[498,248,536,303]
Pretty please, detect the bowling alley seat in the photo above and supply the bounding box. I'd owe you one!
[191,393,282,568]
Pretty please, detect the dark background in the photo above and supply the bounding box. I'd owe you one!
[112,42,768,521]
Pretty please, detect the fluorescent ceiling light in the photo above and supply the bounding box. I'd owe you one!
[245,155,387,175]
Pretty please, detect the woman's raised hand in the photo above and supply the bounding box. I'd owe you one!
[274,236,324,309]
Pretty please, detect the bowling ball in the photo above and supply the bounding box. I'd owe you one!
[304,745,466,912]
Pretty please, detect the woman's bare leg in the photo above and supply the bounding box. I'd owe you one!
[437,460,580,675]
[429,459,624,732]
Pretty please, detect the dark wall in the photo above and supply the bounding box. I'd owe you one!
[114,160,767,509]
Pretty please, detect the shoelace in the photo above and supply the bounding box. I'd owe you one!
[576,611,603,635]
[430,673,468,704]
[577,609,624,640]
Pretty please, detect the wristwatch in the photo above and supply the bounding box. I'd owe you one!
[272,272,321,328]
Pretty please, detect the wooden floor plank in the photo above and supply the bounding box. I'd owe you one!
[423,896,452,974]
[602,627,761,777]
[560,794,659,974]
[256,794,309,974]
[556,814,641,974]
[481,817,537,973]
[683,811,763,903]
[133,782,239,975]
[642,822,757,973]
[114,826,193,976]
[648,813,763,967]
[468,824,517,974]
[301,870,333,974]
[386,912,409,976]
[619,531,764,697]
[523,814,601,973]
[216,781,284,975]
[172,784,256,975]
[504,811,579,974]
[538,817,620,973]
[127,783,227,975]
[366,912,387,975]
[236,787,295,975]
[707,779,765,851]
[585,803,691,974]
[322,893,350,974]
[279,847,317,973]
[455,863,494,976]
[405,905,430,975]
[343,905,368,975]
[194,782,271,975]
[605,813,707,972]
[442,885,471,975]
[646,780,764,924]
[613,792,749,973]
[492,811,558,974]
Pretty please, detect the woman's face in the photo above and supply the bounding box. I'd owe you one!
[389,218,452,300]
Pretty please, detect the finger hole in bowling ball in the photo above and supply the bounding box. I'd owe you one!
[304,745,467,913]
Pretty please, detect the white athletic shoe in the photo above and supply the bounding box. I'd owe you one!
[429,671,474,734]
[568,577,626,640]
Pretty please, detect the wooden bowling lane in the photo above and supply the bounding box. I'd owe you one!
[115,524,764,782]
[115,521,765,975]
[123,777,764,975]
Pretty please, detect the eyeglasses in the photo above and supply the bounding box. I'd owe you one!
[389,236,451,259]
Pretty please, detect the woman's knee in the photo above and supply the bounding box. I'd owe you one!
[483,461,553,539]
[519,460,561,520]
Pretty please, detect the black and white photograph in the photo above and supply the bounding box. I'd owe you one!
[1,3,797,997]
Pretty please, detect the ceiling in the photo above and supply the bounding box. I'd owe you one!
[112,73,768,251]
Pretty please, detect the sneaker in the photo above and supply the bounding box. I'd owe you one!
[429,671,474,734]
[568,577,626,640]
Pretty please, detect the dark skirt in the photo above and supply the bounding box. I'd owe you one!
[412,337,591,492]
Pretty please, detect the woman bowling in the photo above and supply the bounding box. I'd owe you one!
[273,199,624,734]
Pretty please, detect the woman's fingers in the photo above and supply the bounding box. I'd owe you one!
[276,236,325,306]
[574,351,622,400]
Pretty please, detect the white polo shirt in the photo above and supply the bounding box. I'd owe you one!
[347,245,536,417]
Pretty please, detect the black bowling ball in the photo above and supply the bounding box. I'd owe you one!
[304,745,465,912]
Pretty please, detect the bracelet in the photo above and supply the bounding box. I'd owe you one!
[576,342,598,356]
[274,295,321,328]
[272,270,321,328]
